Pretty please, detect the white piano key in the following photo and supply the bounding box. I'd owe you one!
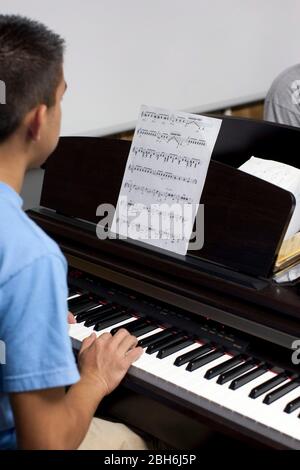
[136,342,201,376]
[219,373,300,441]
[174,361,300,440]
[281,389,300,414]
[133,350,158,373]
[266,382,300,412]
[215,370,277,414]
[137,328,164,341]
[70,317,136,342]
[262,382,300,431]
[161,342,203,366]
[132,329,166,372]
[266,385,300,409]
[149,343,204,377]
[69,322,90,340]
[101,316,137,334]
[67,293,80,301]
[177,355,233,398]
[254,398,300,440]
[152,352,230,398]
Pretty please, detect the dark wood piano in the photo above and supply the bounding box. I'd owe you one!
[28,116,300,450]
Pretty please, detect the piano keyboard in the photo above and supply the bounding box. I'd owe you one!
[67,282,300,449]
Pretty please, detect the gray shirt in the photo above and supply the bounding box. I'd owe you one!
[264,64,300,127]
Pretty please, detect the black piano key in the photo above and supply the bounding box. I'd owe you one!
[125,319,151,333]
[157,338,194,359]
[186,349,225,372]
[229,364,269,390]
[205,354,246,380]
[110,318,145,335]
[284,396,300,414]
[146,333,185,355]
[94,312,132,331]
[71,300,99,316]
[79,303,121,323]
[76,304,110,323]
[263,379,300,405]
[174,343,214,367]
[217,359,259,385]
[249,372,288,399]
[138,329,174,348]
[68,293,90,309]
[129,323,157,338]
[68,288,79,299]
[84,306,126,327]
[86,306,128,323]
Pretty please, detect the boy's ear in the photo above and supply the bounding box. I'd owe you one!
[27,104,47,142]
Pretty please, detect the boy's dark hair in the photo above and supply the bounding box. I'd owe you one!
[0,15,65,142]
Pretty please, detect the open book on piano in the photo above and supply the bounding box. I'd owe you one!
[239,156,300,279]
[28,128,300,450]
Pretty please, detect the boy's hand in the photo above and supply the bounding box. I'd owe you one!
[68,312,76,324]
[78,329,143,396]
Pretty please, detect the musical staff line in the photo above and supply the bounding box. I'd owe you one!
[115,216,188,243]
[124,182,193,204]
[128,164,198,184]
[131,146,202,168]
[120,200,190,224]
[141,110,210,131]
[136,128,206,148]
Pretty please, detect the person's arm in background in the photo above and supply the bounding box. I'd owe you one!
[10,329,142,450]
[264,67,300,127]
[264,96,300,127]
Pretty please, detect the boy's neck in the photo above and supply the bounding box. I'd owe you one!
[0,145,28,194]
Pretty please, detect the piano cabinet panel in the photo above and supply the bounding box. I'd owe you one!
[97,384,268,450]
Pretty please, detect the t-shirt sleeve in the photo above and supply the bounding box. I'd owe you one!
[0,254,80,393]
[264,97,300,127]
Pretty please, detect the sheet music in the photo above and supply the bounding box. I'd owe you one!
[239,156,300,240]
[111,105,222,255]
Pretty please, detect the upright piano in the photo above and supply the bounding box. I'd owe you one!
[28,117,300,449]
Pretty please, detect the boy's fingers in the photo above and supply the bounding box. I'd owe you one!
[124,346,143,365]
[80,333,97,353]
[119,335,138,355]
[68,312,76,324]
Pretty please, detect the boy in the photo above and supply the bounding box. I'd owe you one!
[0,14,146,450]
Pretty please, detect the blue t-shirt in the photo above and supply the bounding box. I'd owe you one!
[0,182,80,449]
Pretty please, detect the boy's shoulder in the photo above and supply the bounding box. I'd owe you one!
[0,198,65,286]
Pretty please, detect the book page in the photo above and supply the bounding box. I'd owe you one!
[274,262,300,284]
[239,156,300,239]
[111,105,222,255]
[276,231,300,268]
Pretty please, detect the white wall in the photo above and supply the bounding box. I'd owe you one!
[2,0,300,137]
